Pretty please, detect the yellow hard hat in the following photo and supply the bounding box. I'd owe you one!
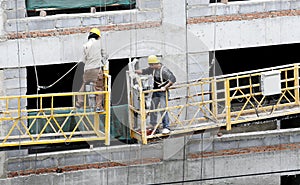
[148,55,160,64]
[89,28,101,37]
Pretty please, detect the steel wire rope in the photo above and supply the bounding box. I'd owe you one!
[104,3,110,185]
[25,15,79,149]
[23,8,40,97]
[37,62,79,90]
[25,28,79,91]
[110,7,135,106]
[211,0,218,183]
[26,1,82,155]
[112,78,126,105]
[28,37,39,95]
[22,6,42,176]
[13,0,25,179]
[98,2,111,185]
[126,2,137,185]
[181,0,190,183]
[279,0,284,177]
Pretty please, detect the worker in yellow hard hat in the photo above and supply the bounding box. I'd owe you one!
[76,28,106,113]
[135,55,176,134]
[89,28,101,38]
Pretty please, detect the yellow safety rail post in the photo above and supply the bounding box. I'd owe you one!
[294,64,299,105]
[103,62,111,145]
[211,78,218,120]
[126,71,141,142]
[224,78,232,130]
[140,88,147,144]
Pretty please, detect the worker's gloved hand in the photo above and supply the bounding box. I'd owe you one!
[101,49,108,62]
[160,86,166,91]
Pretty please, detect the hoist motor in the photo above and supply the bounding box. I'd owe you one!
[128,58,153,110]
[260,70,281,96]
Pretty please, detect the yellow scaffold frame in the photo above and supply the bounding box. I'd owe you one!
[0,74,111,147]
[127,63,300,144]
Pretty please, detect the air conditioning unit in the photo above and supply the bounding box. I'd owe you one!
[260,70,281,96]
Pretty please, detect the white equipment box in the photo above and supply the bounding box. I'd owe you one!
[260,70,281,96]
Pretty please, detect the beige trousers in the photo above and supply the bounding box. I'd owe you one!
[77,68,104,109]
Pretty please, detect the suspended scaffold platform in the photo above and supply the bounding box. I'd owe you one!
[127,63,300,144]
[1,62,300,146]
[0,71,111,147]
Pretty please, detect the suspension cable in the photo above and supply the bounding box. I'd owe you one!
[38,62,79,90]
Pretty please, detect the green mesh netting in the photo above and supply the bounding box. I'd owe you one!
[26,0,135,10]
[28,104,131,141]
[110,104,130,141]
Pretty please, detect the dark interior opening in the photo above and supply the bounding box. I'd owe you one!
[280,116,300,129]
[211,43,300,129]
[214,43,300,75]
[109,58,129,106]
[27,58,129,108]
[26,62,81,109]
[281,174,300,185]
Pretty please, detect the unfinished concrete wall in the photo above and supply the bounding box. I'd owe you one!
[0,68,27,136]
[2,0,26,19]
[187,0,300,51]
[0,0,5,39]
[189,15,300,51]
[188,0,300,17]
[0,0,298,92]
[3,128,300,184]
[0,68,27,178]
[0,0,299,68]
[1,10,162,68]
[0,0,300,184]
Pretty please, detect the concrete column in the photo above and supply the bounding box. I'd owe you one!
[161,0,188,79]
[0,0,6,40]
[0,71,7,178]
[162,0,186,27]
[0,152,5,178]
[0,70,5,138]
[161,0,186,55]
[1,68,29,176]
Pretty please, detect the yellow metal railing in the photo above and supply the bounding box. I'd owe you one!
[0,74,111,147]
[127,63,300,144]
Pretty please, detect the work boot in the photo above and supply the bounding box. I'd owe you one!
[161,128,170,134]
[95,107,105,113]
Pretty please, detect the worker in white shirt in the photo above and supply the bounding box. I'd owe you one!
[76,28,106,113]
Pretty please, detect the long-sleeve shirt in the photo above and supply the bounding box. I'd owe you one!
[83,38,104,71]
[142,64,176,89]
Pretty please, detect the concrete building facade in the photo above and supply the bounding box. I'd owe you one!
[0,0,300,184]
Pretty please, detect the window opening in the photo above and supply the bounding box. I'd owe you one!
[26,63,80,109]
[26,0,136,17]
[280,117,300,129]
[281,174,300,185]
[109,58,129,106]
[214,43,300,75]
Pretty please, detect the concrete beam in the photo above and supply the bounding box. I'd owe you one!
[188,15,300,51]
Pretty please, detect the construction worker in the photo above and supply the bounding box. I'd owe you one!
[135,55,176,134]
[76,28,106,113]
